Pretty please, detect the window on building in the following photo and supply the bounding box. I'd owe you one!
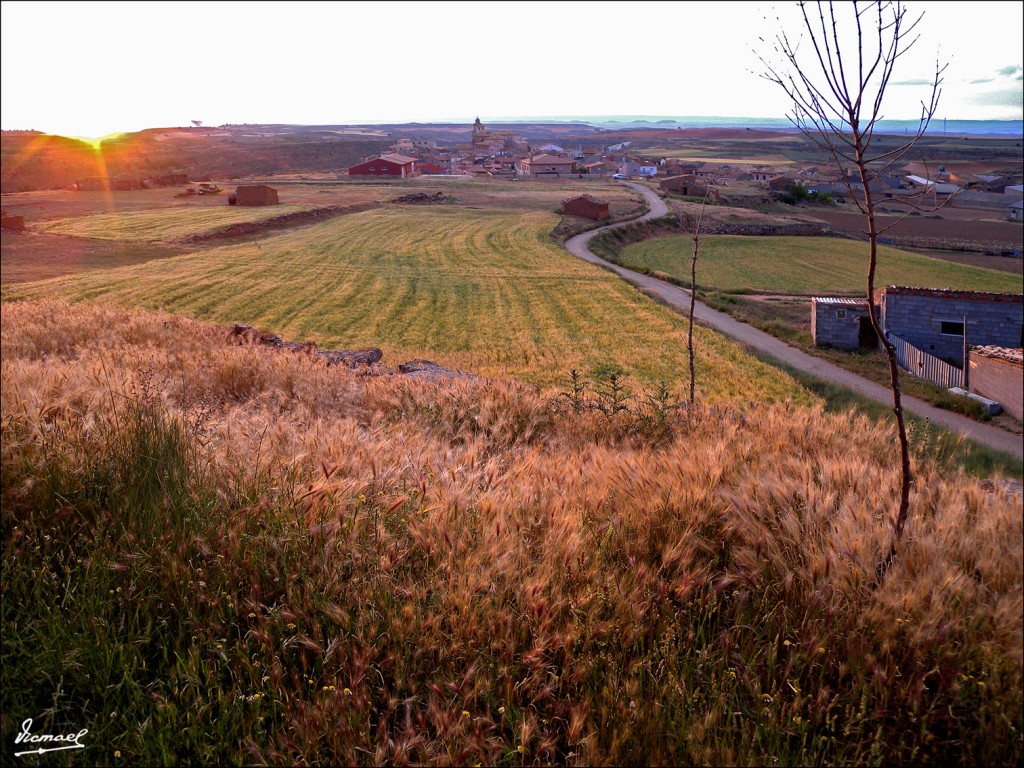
[836,309,847,319]
[940,321,965,336]
[369,167,375,171]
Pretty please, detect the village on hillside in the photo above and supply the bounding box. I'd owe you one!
[341,117,1024,223]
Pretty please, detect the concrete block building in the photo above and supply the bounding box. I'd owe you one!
[811,298,878,350]
[877,286,1023,366]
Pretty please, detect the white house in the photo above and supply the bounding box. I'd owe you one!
[621,161,657,178]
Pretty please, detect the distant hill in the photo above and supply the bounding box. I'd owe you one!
[1,127,392,193]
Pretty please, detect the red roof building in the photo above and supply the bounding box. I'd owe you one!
[348,154,418,178]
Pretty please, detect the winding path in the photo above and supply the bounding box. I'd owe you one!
[565,182,1023,461]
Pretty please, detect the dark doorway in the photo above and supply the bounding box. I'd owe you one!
[858,317,879,349]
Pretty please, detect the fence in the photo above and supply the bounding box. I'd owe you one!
[886,332,964,388]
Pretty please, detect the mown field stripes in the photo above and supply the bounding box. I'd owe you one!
[5,206,808,401]
[617,235,1023,295]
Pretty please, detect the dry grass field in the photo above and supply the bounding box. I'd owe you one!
[2,299,1021,766]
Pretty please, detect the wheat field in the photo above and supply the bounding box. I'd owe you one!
[2,299,1020,766]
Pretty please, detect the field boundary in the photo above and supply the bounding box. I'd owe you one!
[172,201,381,244]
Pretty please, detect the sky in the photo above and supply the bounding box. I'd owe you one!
[2,0,1021,138]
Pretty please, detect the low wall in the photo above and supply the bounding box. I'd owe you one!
[969,354,1024,421]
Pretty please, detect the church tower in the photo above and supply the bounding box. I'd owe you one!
[472,117,488,146]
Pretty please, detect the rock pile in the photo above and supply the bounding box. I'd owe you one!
[391,192,462,205]
[228,323,475,381]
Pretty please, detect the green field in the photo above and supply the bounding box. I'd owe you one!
[4,205,808,400]
[36,204,315,242]
[617,235,1023,294]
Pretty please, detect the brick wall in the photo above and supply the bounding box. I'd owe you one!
[969,354,1024,421]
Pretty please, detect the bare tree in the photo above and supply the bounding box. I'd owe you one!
[759,1,946,580]
[683,190,712,405]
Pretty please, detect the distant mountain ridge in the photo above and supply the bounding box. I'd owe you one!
[482,115,1024,136]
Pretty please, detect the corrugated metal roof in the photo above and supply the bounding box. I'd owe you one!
[813,297,868,305]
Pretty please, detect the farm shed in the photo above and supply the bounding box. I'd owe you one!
[877,286,1024,367]
[561,194,610,221]
[811,297,877,350]
[235,185,279,206]
[347,154,418,178]
[1009,199,1023,222]
[767,176,798,192]
[660,175,720,201]
[968,346,1023,421]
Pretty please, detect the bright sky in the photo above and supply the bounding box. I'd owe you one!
[2,1,1021,138]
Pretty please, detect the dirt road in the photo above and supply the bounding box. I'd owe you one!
[565,182,1023,461]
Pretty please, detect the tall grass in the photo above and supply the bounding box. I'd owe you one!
[2,299,1021,765]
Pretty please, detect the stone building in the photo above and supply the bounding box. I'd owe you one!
[470,117,527,152]
[660,175,720,201]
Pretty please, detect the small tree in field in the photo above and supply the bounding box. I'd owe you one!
[759,1,946,580]
[683,190,712,405]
